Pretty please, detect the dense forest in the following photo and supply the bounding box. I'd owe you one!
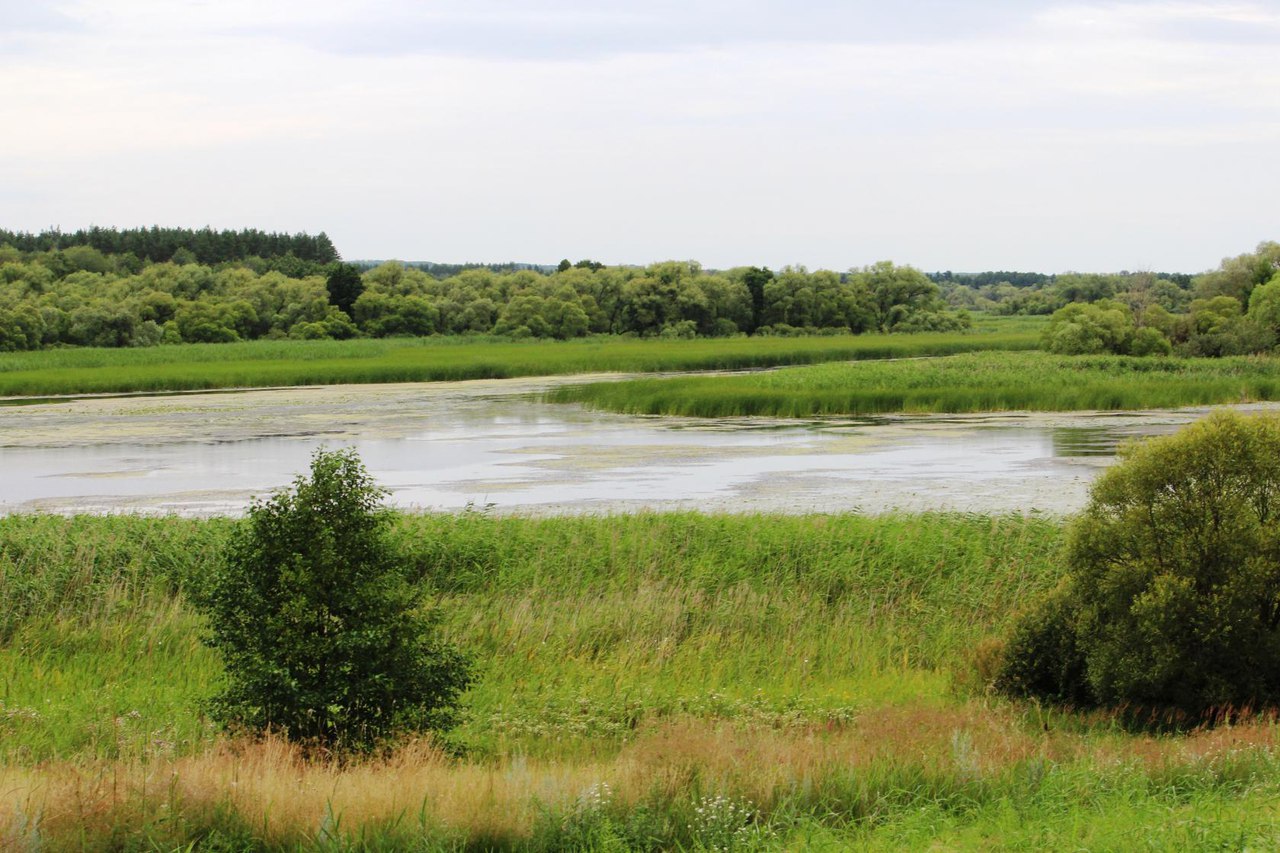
[0,228,1276,352]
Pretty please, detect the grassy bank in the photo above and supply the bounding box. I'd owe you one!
[6,511,1280,848]
[0,512,1061,762]
[549,351,1280,417]
[0,330,1038,398]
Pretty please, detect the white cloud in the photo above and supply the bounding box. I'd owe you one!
[1036,2,1280,33]
[2,0,1277,271]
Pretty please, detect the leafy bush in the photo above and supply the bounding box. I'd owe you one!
[1041,300,1135,355]
[996,411,1280,716]
[200,448,472,751]
[1179,316,1275,357]
[1128,325,1172,356]
[994,582,1091,706]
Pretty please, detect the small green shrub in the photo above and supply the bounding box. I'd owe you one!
[996,411,1280,716]
[200,448,472,751]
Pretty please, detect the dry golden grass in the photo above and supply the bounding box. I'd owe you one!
[6,702,1280,847]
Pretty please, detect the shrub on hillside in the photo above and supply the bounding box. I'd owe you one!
[200,448,471,751]
[996,411,1280,717]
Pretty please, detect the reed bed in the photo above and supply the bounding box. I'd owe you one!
[5,512,1280,848]
[0,331,1038,397]
[549,351,1280,417]
[0,513,1060,761]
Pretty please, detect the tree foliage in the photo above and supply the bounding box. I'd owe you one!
[200,449,472,751]
[1193,241,1280,304]
[325,262,365,318]
[0,226,338,267]
[1247,273,1280,335]
[0,249,973,347]
[1042,300,1140,355]
[996,411,1280,717]
[3,230,1274,351]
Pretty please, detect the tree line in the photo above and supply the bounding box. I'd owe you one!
[937,247,1273,321]
[1,229,1275,352]
[1030,243,1280,357]
[0,242,969,349]
[0,227,338,269]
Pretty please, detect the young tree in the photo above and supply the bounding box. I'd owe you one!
[201,448,471,751]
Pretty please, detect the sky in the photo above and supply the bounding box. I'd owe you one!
[2,1,1278,273]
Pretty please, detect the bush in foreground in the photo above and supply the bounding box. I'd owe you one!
[200,448,471,751]
[996,411,1280,717]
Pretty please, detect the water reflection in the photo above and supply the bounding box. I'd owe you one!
[1050,423,1185,458]
[1051,427,1119,458]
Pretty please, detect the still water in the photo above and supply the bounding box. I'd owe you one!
[0,378,1257,516]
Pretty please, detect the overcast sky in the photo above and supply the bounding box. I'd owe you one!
[3,1,1278,272]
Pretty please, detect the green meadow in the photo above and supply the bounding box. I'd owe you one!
[549,350,1280,417]
[0,329,1039,398]
[6,314,1280,849]
[5,512,1280,849]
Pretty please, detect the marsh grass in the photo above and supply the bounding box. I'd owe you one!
[6,714,1280,849]
[0,513,1059,760]
[0,331,1038,397]
[5,512,1280,848]
[549,351,1280,417]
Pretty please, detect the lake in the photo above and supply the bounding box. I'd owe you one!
[0,377,1263,516]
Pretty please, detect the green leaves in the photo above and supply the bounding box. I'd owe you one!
[999,411,1280,717]
[199,448,472,751]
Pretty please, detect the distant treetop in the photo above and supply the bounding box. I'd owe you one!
[928,271,1054,288]
[0,226,340,266]
[349,260,558,278]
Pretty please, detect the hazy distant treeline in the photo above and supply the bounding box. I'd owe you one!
[0,227,338,271]
[351,260,558,278]
[927,243,1279,358]
[937,269,1199,316]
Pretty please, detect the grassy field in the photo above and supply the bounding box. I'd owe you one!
[5,512,1280,849]
[549,351,1280,417]
[0,330,1039,398]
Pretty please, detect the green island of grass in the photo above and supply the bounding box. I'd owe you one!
[549,350,1280,417]
[0,329,1039,398]
[4,511,1280,849]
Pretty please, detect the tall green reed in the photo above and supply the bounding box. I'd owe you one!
[549,351,1280,417]
[0,513,1064,761]
[0,331,1038,396]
